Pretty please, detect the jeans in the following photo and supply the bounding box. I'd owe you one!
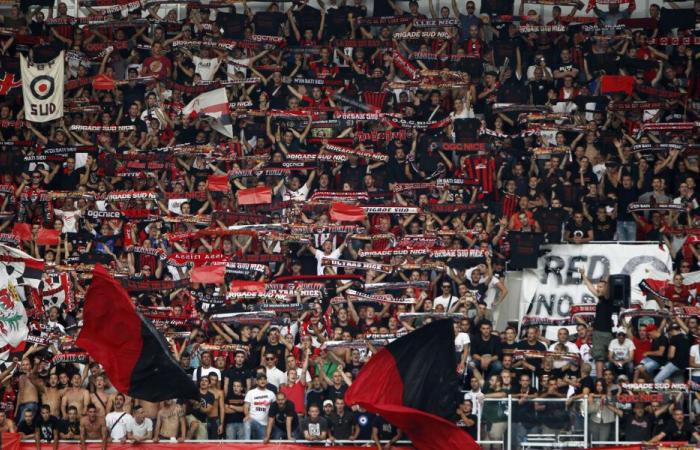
[654,362,680,383]
[512,423,540,450]
[616,221,637,242]
[225,422,245,440]
[206,417,220,439]
[244,420,267,440]
[638,357,660,375]
[17,402,38,425]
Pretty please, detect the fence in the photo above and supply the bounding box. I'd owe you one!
[477,391,698,450]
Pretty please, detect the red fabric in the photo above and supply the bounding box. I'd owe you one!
[2,433,21,450]
[346,348,477,450]
[11,223,32,241]
[229,280,265,292]
[92,74,116,90]
[207,175,231,192]
[190,265,226,284]
[330,202,366,223]
[76,264,143,395]
[36,228,60,246]
[236,186,272,205]
[601,75,634,95]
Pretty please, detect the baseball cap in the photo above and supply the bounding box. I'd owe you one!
[644,324,658,333]
[323,400,333,407]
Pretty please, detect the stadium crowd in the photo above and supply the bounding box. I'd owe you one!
[0,0,699,447]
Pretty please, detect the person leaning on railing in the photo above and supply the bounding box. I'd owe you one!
[587,379,623,443]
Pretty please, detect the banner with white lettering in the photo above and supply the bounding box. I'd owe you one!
[519,243,672,326]
[20,51,64,123]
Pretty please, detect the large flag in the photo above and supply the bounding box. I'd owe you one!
[0,243,44,290]
[76,265,199,402]
[20,51,64,123]
[639,270,700,301]
[182,87,233,138]
[345,319,480,450]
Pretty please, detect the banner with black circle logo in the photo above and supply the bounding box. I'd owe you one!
[20,51,64,123]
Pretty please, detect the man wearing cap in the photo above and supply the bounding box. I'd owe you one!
[608,327,635,379]
[653,322,690,383]
[634,324,667,381]
[243,374,276,440]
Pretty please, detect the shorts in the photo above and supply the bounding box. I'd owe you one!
[591,331,612,361]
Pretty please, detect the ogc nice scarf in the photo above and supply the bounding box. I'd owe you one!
[20,51,64,123]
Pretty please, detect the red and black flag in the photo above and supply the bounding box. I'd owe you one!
[345,319,480,450]
[76,265,199,402]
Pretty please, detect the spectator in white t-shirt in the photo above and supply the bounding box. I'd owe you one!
[435,281,459,311]
[307,238,348,275]
[105,394,133,442]
[607,328,635,380]
[454,322,471,373]
[244,374,277,440]
[127,406,153,443]
[689,342,700,383]
[548,328,579,369]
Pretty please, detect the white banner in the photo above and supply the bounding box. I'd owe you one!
[21,51,64,123]
[520,243,673,325]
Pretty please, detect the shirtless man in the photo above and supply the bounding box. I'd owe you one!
[42,374,63,418]
[16,358,41,424]
[207,373,225,438]
[153,399,186,442]
[132,398,160,424]
[80,405,106,450]
[0,410,16,432]
[89,376,111,419]
[62,374,90,417]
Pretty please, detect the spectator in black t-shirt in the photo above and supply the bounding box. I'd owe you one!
[634,324,667,381]
[299,404,329,442]
[585,205,617,241]
[470,320,503,376]
[615,175,639,241]
[224,381,246,440]
[34,405,59,445]
[264,392,297,442]
[327,398,355,441]
[564,211,594,244]
[17,410,36,440]
[622,403,654,442]
[454,399,478,438]
[580,268,615,378]
[372,415,402,448]
[653,323,690,383]
[536,198,570,243]
[514,326,547,373]
[649,408,700,443]
[59,406,81,440]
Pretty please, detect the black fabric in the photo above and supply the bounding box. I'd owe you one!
[127,312,199,402]
[508,232,545,269]
[387,319,458,419]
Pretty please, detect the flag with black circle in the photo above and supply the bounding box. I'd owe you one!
[20,51,64,123]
